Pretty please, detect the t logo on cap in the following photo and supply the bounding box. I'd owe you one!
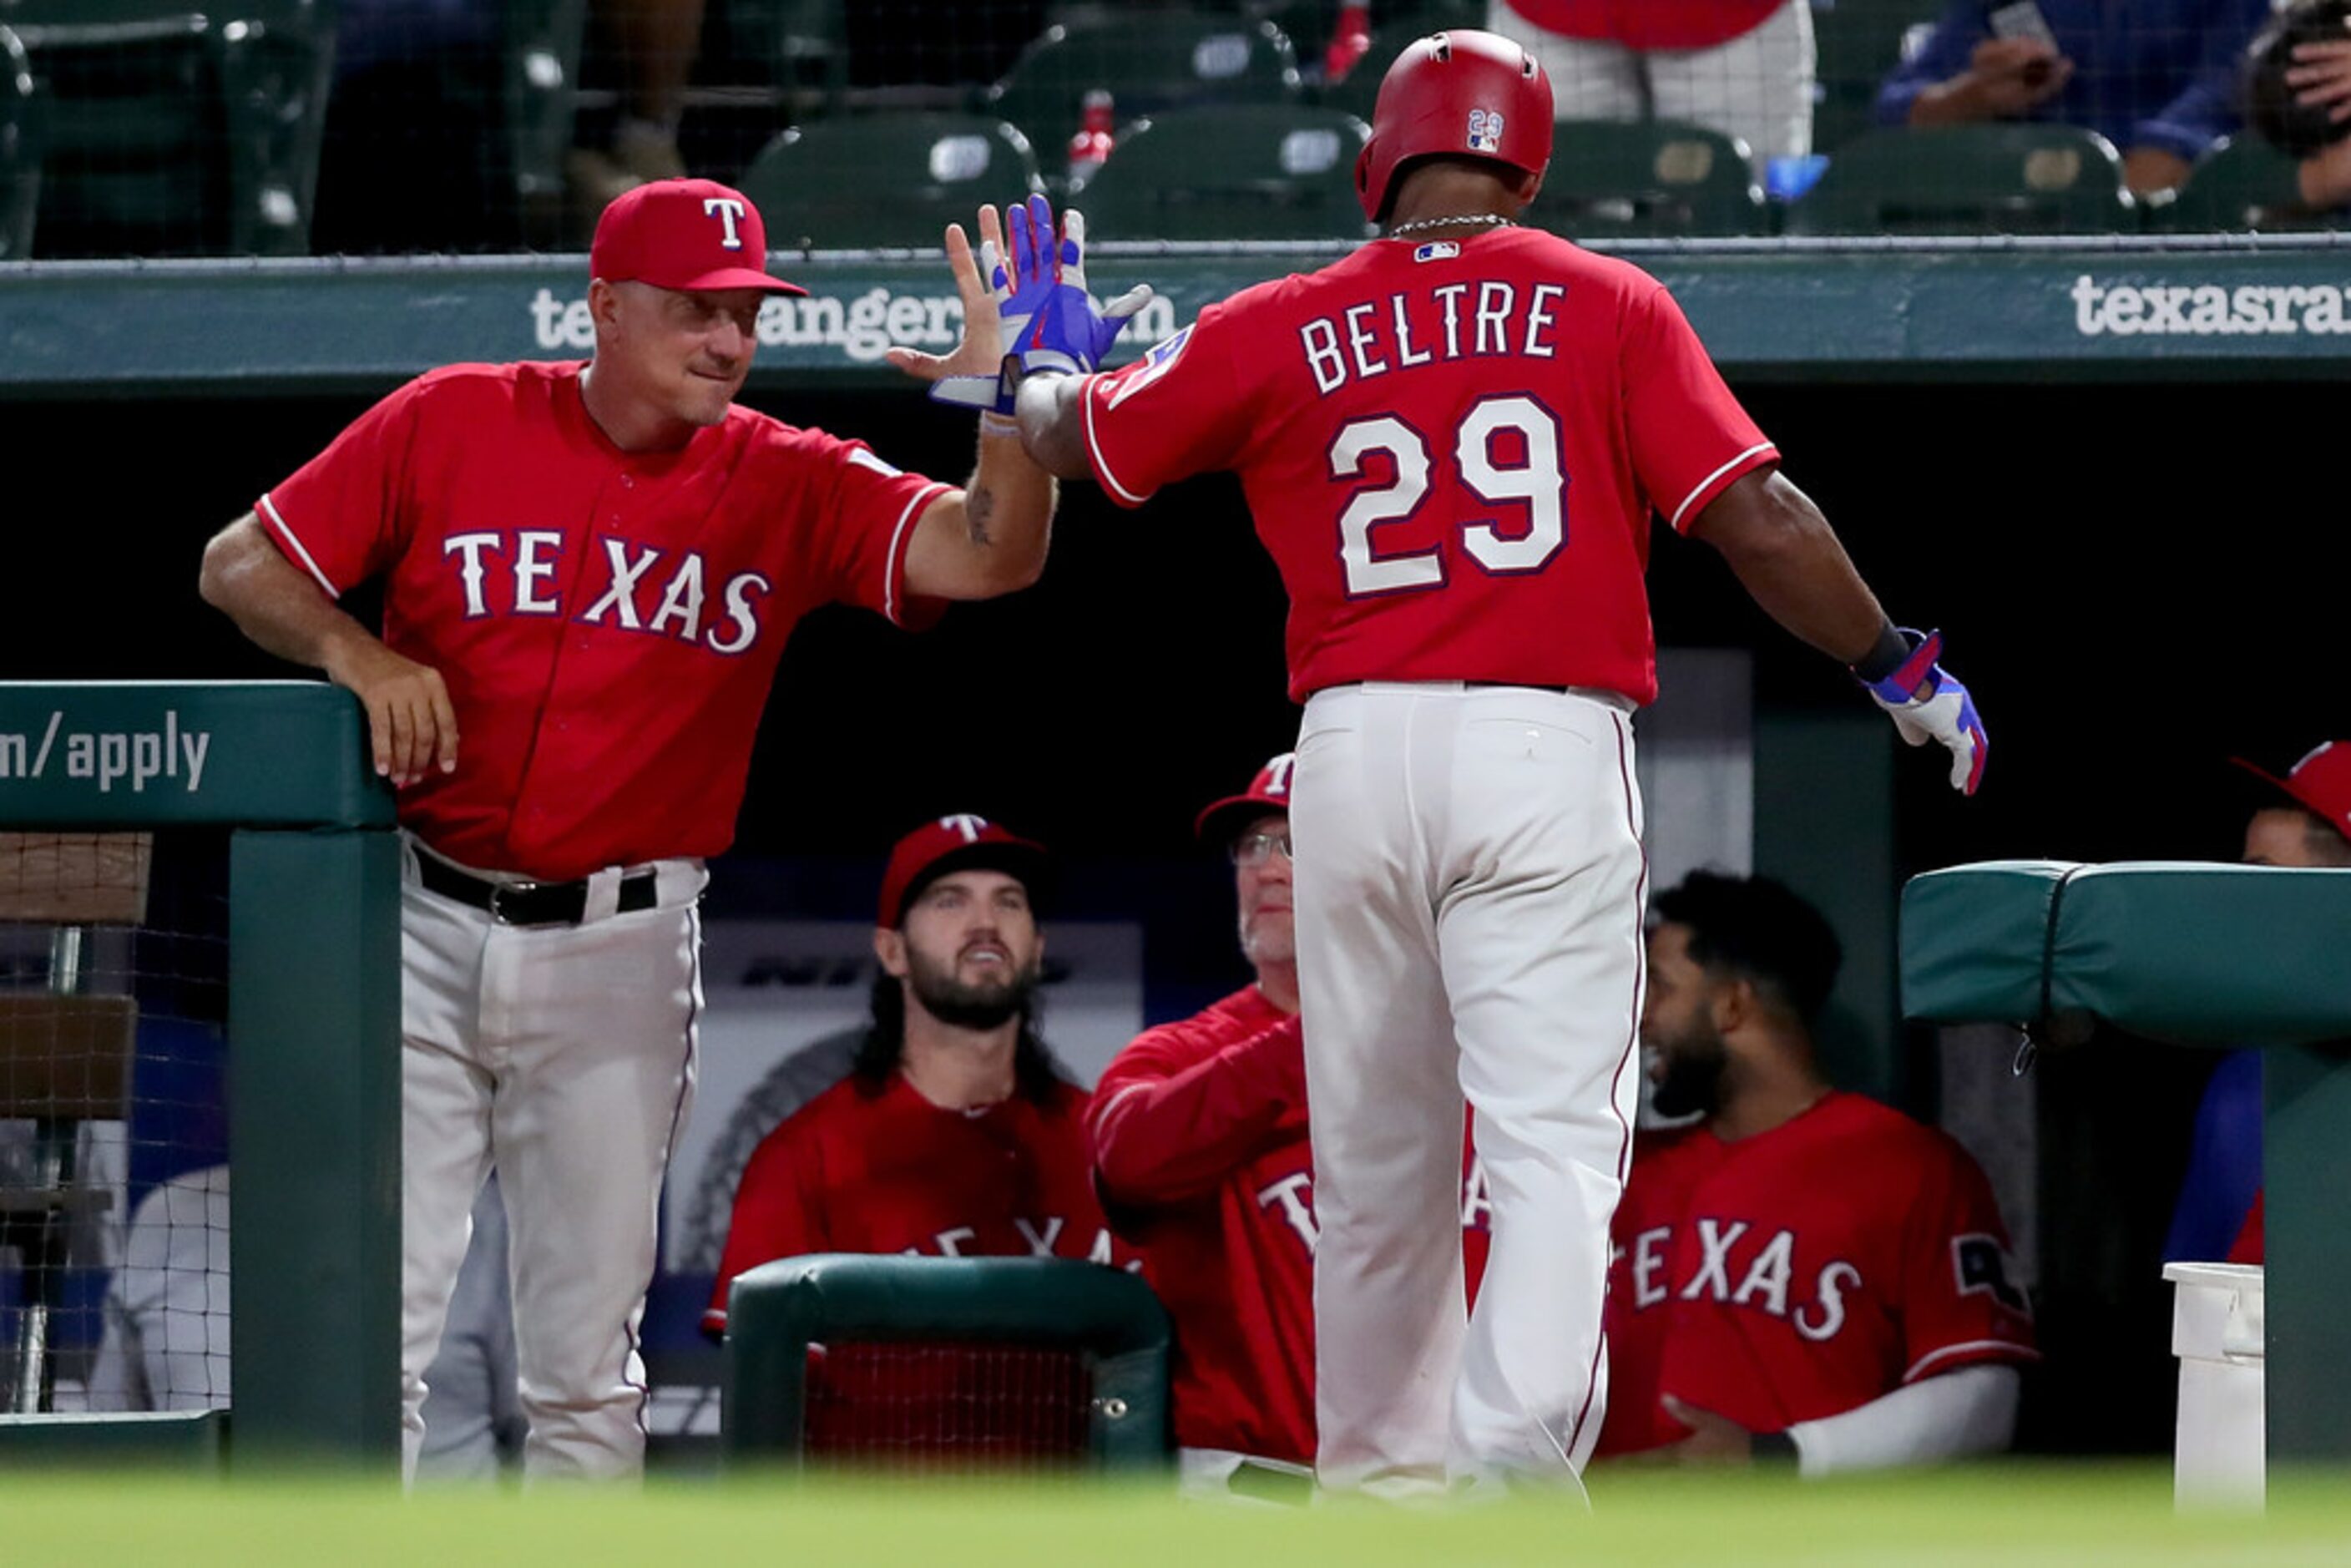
[939,813,990,843]
[703,196,748,250]
[589,178,807,296]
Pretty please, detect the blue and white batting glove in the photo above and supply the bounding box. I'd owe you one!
[929,195,1151,416]
[1859,628,1988,796]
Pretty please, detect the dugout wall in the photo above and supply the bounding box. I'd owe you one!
[0,681,399,1469]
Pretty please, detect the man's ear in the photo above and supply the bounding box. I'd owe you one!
[872,926,908,979]
[1708,975,1757,1035]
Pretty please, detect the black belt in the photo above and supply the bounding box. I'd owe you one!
[416,852,659,927]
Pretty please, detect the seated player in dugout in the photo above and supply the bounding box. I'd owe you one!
[1086,755,1492,1498]
[1600,872,2037,1474]
[705,815,1135,1341]
[2164,740,2351,1269]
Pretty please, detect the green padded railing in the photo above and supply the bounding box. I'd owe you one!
[723,1254,1172,1472]
[1899,858,2351,1464]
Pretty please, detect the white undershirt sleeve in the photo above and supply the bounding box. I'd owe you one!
[1786,1363,2021,1478]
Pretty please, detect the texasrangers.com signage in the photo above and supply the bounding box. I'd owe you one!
[0,682,390,829]
[529,283,1181,366]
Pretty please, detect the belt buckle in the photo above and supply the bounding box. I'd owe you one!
[487,880,537,925]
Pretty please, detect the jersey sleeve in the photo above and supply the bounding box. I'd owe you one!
[1088,1009,1308,1206]
[255,375,435,596]
[1078,300,1256,508]
[1895,1138,2040,1384]
[799,429,956,630]
[704,1117,826,1338]
[1619,283,1779,534]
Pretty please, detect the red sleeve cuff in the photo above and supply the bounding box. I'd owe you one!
[883,480,955,630]
[1082,377,1157,510]
[1666,443,1779,534]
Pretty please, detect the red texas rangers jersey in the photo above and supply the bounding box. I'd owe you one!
[256,361,953,881]
[705,1070,1130,1338]
[1079,227,1777,705]
[1090,987,1491,1465]
[1596,1124,1733,1456]
[1612,1093,2036,1446]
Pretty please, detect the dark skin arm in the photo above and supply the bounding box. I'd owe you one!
[1685,468,1891,665]
[1014,372,1094,481]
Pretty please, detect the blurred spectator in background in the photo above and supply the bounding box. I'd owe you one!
[1877,0,2273,198]
[2242,0,2351,210]
[1600,872,2036,1475]
[2164,741,2351,1268]
[704,817,1129,1342]
[1488,2,1817,170]
[569,0,705,208]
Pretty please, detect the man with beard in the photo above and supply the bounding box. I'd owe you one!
[1598,871,2035,1474]
[1088,756,1490,1499]
[705,815,1126,1341]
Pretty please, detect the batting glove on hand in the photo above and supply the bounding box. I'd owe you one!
[1860,628,1987,796]
[931,195,1153,417]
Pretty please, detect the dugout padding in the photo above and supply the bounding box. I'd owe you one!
[1898,858,2351,1464]
[721,1254,1171,1471]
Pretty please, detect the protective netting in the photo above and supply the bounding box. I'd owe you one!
[0,830,230,1416]
[1,2,2343,262]
[801,1338,1095,1469]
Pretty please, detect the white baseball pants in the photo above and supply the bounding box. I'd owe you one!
[1292,683,1646,1496]
[1495,0,1818,169]
[397,840,706,1484]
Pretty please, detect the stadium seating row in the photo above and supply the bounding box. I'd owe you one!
[0,0,2338,261]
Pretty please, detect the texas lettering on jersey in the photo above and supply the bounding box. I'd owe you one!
[255,360,950,879]
[438,529,771,654]
[1600,1094,2038,1449]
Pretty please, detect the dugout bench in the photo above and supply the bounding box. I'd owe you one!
[1902,860,2351,1464]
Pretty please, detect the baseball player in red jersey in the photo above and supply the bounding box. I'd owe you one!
[1600,873,2035,1472]
[195,182,1122,1481]
[1088,756,1494,1495]
[705,815,1130,1335]
[1005,31,1989,1493]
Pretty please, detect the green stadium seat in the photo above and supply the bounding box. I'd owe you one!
[1074,103,1370,241]
[0,24,36,260]
[505,0,590,220]
[739,111,1043,250]
[8,0,332,256]
[1528,119,1767,239]
[986,13,1302,178]
[1782,124,2137,235]
[1810,0,1945,155]
[2165,135,2351,232]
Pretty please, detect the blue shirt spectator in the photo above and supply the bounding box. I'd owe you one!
[2163,1049,2263,1264]
[1877,0,2274,194]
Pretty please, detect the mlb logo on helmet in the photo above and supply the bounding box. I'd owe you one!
[1467,108,1504,154]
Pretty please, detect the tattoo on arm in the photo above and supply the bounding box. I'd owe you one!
[965,485,996,547]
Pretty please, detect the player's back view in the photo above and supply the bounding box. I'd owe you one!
[1012,28,1987,1496]
[1086,225,1773,706]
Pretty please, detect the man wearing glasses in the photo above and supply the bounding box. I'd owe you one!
[1087,755,1490,1500]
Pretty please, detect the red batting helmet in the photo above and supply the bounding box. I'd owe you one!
[1355,29,1555,225]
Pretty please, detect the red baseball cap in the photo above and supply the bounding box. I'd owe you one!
[1195,752,1298,843]
[877,814,1052,928]
[2232,741,2351,839]
[589,178,806,296]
